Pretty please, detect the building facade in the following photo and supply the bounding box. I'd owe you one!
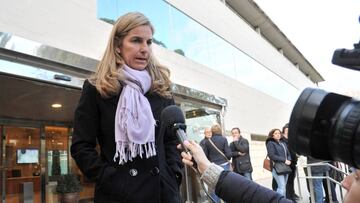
[0,0,323,202]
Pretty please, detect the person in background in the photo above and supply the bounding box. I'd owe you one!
[200,127,212,149]
[181,140,293,203]
[266,128,291,197]
[71,12,183,203]
[307,157,330,203]
[229,127,253,180]
[281,123,300,200]
[180,140,360,203]
[202,124,232,203]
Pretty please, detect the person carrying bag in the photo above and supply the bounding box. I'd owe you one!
[265,128,292,196]
[273,143,292,175]
[202,124,232,203]
[208,138,232,171]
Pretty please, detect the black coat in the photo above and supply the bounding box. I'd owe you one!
[230,137,253,173]
[71,80,183,203]
[215,171,293,203]
[266,138,291,168]
[203,134,232,165]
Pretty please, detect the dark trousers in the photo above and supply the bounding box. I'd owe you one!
[286,165,297,198]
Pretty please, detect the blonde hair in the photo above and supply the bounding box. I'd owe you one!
[90,12,172,98]
[211,124,222,135]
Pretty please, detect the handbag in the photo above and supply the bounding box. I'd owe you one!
[273,143,292,175]
[208,138,233,171]
[273,162,292,175]
[263,156,272,171]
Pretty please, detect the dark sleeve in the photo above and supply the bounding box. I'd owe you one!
[70,80,105,180]
[229,142,240,158]
[283,143,292,161]
[223,138,232,160]
[215,171,293,203]
[163,98,184,185]
[266,142,286,162]
[237,139,249,154]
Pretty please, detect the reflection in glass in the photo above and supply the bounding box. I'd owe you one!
[97,0,299,103]
[4,126,41,203]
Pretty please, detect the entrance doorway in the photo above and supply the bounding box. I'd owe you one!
[2,126,41,203]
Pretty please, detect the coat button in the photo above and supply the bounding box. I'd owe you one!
[150,167,160,176]
[129,168,138,177]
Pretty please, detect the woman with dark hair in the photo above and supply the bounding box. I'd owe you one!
[71,12,183,203]
[266,128,292,197]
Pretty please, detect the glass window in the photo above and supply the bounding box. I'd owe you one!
[97,0,299,103]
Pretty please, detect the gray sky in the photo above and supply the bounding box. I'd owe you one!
[254,0,360,97]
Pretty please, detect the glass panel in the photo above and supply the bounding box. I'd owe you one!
[45,126,68,203]
[97,0,299,104]
[45,126,94,203]
[4,126,41,203]
[179,101,222,203]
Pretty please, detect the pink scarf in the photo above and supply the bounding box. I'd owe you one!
[113,65,156,165]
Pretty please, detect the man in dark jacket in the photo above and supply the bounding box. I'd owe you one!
[200,127,212,149]
[282,124,300,200]
[230,127,253,180]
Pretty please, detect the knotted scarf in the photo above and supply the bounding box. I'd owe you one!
[113,65,156,165]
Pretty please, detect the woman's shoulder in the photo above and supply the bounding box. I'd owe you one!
[146,92,174,105]
[82,79,97,92]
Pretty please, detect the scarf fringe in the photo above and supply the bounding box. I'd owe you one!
[113,141,156,165]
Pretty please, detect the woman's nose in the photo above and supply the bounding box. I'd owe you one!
[140,42,150,53]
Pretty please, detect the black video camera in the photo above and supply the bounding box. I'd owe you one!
[288,22,360,168]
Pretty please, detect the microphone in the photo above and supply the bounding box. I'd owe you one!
[160,105,197,168]
[160,105,189,153]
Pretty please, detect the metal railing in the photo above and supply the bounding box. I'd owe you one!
[297,162,348,203]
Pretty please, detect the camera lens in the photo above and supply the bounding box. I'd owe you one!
[289,88,360,168]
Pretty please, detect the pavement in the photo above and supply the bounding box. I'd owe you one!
[255,175,346,203]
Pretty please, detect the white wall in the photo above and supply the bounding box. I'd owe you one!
[0,0,294,135]
[166,0,315,90]
[154,45,292,135]
[0,0,110,59]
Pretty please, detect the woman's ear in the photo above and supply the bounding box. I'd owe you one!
[115,47,121,54]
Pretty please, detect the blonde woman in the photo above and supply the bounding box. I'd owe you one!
[71,12,183,203]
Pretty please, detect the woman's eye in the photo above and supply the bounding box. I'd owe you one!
[132,39,141,43]
[147,40,152,45]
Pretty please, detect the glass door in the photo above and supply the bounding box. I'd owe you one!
[3,126,41,203]
[178,100,223,203]
[44,126,95,203]
[44,126,69,203]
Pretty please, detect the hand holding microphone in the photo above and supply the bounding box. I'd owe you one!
[181,140,211,175]
[161,105,205,174]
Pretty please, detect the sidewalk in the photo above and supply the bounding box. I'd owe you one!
[255,175,346,203]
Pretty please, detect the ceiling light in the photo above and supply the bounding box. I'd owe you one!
[51,103,62,108]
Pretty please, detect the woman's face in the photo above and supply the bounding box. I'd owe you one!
[118,25,153,70]
[273,130,281,141]
[231,129,240,140]
[342,170,360,203]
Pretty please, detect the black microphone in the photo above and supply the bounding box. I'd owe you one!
[160,105,198,168]
[160,105,189,152]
